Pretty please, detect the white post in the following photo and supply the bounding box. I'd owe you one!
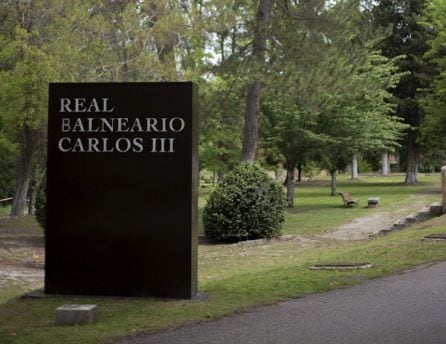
[382,152,389,175]
[441,166,446,207]
[351,154,358,179]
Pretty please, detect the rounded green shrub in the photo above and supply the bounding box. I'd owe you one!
[35,179,46,230]
[203,163,287,242]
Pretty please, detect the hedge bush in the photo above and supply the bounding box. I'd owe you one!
[203,163,287,241]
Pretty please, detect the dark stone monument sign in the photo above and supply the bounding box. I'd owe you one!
[46,82,198,298]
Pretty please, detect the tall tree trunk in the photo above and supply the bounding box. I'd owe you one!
[11,126,34,217]
[144,2,177,80]
[286,165,295,208]
[382,152,389,175]
[241,81,261,161]
[28,177,36,216]
[330,170,337,196]
[297,162,302,182]
[351,154,358,179]
[121,41,129,82]
[217,171,224,183]
[240,0,272,161]
[405,134,419,184]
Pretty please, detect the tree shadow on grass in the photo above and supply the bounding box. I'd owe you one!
[296,182,439,199]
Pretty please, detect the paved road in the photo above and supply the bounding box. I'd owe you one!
[116,262,446,344]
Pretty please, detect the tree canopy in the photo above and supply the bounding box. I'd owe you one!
[420,0,446,165]
[0,0,445,214]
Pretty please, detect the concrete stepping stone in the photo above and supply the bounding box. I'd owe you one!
[55,304,97,326]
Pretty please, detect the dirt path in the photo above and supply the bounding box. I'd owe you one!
[0,267,43,290]
[320,212,401,240]
[320,197,431,241]
[0,217,44,294]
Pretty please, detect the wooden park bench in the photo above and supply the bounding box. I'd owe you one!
[339,192,359,208]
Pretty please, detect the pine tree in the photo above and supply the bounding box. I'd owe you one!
[372,0,438,183]
[420,0,446,166]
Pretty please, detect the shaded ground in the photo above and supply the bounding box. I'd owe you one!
[0,217,44,292]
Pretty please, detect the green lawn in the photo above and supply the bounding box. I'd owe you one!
[282,173,440,236]
[0,173,444,344]
[0,205,11,217]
